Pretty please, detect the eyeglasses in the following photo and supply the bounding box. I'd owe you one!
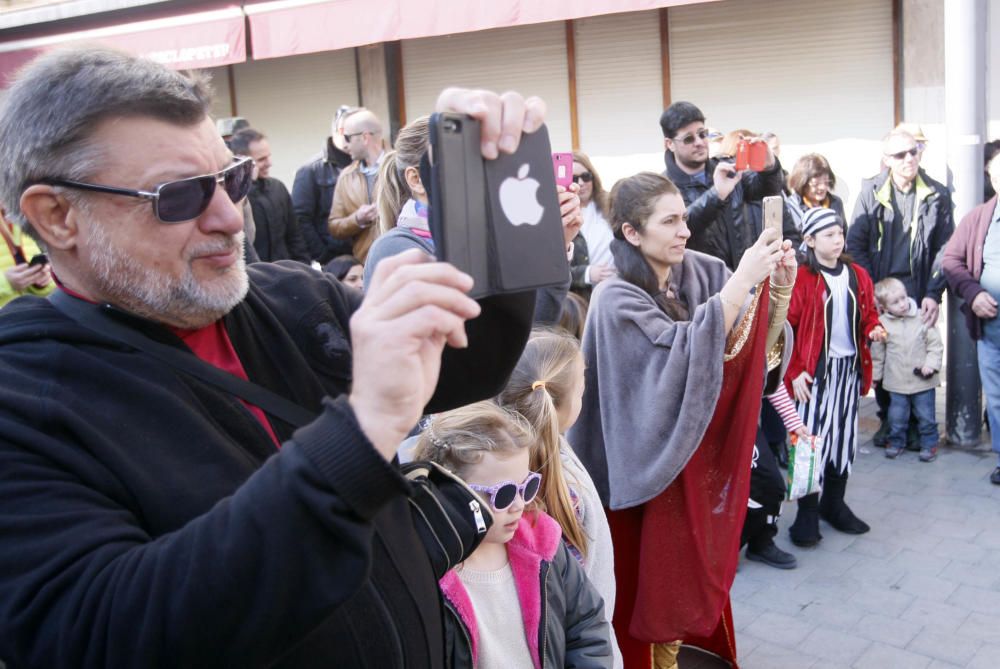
[675,128,710,145]
[39,157,254,224]
[468,472,542,512]
[572,172,593,184]
[808,178,832,189]
[886,147,919,161]
[343,130,370,142]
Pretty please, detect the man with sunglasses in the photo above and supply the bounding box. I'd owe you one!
[660,101,785,269]
[328,108,386,263]
[847,129,954,448]
[0,46,546,669]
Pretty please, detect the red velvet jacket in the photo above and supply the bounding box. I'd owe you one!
[783,262,881,397]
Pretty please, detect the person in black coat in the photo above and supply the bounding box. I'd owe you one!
[659,102,785,270]
[0,46,548,669]
[292,109,356,264]
[231,128,311,263]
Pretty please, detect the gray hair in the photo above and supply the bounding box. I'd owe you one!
[0,46,214,239]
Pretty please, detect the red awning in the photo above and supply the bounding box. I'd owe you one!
[246,0,713,60]
[0,6,246,85]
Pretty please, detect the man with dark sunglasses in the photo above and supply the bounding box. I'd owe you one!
[847,129,954,448]
[0,46,548,669]
[328,108,386,263]
[659,101,785,269]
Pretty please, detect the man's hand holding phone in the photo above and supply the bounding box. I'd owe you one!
[435,88,546,159]
[713,160,742,201]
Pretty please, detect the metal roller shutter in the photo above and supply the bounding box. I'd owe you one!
[574,11,663,161]
[669,0,893,144]
[231,50,359,187]
[669,0,893,212]
[402,22,573,151]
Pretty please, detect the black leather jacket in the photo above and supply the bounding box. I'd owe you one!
[291,138,354,263]
[663,151,785,270]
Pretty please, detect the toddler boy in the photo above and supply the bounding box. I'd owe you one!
[871,278,944,461]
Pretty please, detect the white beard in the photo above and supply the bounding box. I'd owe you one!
[87,222,249,329]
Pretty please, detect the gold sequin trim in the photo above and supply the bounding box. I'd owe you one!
[724,280,765,362]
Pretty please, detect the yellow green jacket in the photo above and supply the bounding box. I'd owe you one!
[0,227,54,307]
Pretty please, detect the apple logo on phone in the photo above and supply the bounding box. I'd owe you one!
[499,164,544,226]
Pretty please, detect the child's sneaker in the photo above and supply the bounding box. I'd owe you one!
[919,445,938,462]
[885,442,905,459]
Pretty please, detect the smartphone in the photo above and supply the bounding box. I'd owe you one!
[734,140,750,171]
[28,253,48,267]
[428,113,568,298]
[762,196,783,239]
[552,152,574,189]
[749,142,768,172]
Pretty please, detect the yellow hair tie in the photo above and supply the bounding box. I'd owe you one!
[531,381,546,391]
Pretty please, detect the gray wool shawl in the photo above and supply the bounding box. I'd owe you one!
[568,251,731,510]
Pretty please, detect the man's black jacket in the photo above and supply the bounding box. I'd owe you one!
[0,262,535,668]
[664,151,785,270]
[292,139,354,264]
[248,177,310,263]
[846,168,954,303]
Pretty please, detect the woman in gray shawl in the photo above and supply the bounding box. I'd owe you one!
[568,172,795,668]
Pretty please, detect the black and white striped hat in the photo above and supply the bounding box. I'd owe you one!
[800,207,842,252]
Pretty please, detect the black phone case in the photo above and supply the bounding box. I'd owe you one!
[429,113,568,299]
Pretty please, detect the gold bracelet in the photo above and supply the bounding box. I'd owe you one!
[719,292,744,311]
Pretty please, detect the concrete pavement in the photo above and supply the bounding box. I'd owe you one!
[733,395,1000,668]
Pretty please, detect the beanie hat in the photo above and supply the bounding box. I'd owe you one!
[799,207,842,252]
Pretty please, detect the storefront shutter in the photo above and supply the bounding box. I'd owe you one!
[231,49,358,188]
[402,22,573,151]
[574,11,663,160]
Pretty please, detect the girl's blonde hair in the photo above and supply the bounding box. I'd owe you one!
[414,401,536,482]
[375,115,430,235]
[497,329,588,557]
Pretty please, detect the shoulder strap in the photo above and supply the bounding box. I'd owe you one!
[48,290,316,428]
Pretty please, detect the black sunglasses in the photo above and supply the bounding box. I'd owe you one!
[886,147,919,161]
[675,128,710,145]
[39,157,254,224]
[572,172,593,184]
[343,130,370,142]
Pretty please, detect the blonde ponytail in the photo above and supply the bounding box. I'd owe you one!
[375,115,430,236]
[498,329,589,557]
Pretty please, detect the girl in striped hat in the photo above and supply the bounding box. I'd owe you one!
[783,207,887,547]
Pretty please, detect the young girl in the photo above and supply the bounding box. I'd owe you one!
[414,401,612,669]
[497,329,622,668]
[785,207,886,547]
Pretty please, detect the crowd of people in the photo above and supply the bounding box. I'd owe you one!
[0,44,999,669]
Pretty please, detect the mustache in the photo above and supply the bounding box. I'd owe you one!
[188,232,245,258]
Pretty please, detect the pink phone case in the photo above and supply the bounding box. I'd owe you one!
[552,152,574,188]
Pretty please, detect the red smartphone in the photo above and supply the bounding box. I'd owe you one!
[552,152,574,188]
[749,141,768,172]
[734,140,750,171]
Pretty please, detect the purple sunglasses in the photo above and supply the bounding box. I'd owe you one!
[468,472,542,512]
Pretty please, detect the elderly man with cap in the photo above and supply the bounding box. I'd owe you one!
[847,128,954,447]
[0,46,566,669]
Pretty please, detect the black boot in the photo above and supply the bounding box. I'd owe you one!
[819,471,870,534]
[788,492,822,547]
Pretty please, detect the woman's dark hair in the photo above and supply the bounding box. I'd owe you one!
[787,154,837,199]
[571,151,609,218]
[323,254,362,280]
[608,172,688,320]
[558,291,589,340]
